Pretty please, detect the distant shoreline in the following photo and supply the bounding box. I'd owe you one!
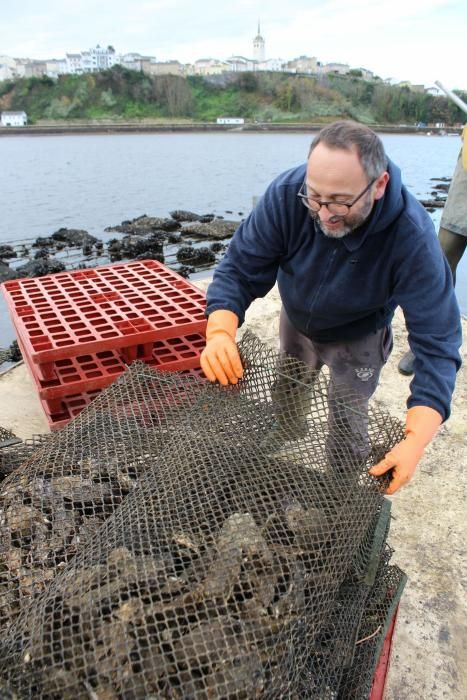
[0,122,462,137]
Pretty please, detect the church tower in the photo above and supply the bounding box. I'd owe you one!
[253,21,265,62]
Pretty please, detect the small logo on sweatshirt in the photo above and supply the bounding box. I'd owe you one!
[355,367,375,381]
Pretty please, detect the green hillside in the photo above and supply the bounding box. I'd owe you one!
[0,66,465,125]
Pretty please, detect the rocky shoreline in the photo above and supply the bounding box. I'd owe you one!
[0,210,242,286]
[0,173,450,287]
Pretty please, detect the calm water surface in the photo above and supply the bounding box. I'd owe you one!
[0,132,465,345]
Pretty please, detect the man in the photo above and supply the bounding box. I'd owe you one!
[399,144,467,375]
[200,121,462,494]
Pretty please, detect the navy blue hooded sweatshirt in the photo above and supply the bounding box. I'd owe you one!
[206,160,462,421]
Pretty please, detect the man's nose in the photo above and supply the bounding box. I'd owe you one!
[318,204,334,222]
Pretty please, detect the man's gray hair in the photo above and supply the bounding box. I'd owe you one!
[309,120,388,180]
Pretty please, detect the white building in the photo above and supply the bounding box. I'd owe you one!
[285,56,319,74]
[89,45,118,70]
[119,53,143,71]
[66,53,83,75]
[257,58,285,72]
[354,67,374,81]
[193,58,229,76]
[253,22,265,62]
[65,46,118,75]
[0,64,13,81]
[225,56,255,72]
[45,59,67,78]
[24,61,47,78]
[11,58,30,78]
[118,53,159,72]
[1,111,27,127]
[146,61,184,76]
[0,55,17,80]
[322,62,350,75]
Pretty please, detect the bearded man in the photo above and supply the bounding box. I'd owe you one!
[200,120,462,494]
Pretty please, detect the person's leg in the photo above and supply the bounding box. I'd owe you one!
[274,309,393,467]
[278,307,323,369]
[438,226,467,285]
[314,326,393,470]
[270,308,323,439]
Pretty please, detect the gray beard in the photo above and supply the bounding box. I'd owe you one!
[318,221,352,238]
[310,194,374,239]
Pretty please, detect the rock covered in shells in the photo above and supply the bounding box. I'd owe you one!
[51,229,98,246]
[170,210,215,223]
[181,219,239,240]
[105,215,180,234]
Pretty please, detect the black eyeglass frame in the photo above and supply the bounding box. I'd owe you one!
[297,177,377,216]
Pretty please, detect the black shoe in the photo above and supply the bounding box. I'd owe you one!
[398,350,415,376]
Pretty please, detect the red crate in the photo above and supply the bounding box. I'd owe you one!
[19,332,206,400]
[2,260,206,379]
[40,366,207,431]
[40,388,104,431]
[369,604,400,700]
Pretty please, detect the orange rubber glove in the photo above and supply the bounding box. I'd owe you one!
[200,309,244,385]
[369,406,442,494]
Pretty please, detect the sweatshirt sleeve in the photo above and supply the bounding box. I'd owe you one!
[206,179,289,324]
[394,213,462,421]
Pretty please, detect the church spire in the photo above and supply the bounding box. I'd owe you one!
[253,20,265,62]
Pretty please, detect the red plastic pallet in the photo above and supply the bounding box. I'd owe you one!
[40,366,206,431]
[2,260,207,379]
[40,389,103,431]
[369,604,400,700]
[18,331,206,400]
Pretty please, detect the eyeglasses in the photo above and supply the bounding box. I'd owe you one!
[297,177,377,216]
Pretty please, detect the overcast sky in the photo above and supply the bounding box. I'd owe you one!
[1,0,465,90]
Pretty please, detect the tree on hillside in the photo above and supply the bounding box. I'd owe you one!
[0,68,463,125]
[235,73,258,92]
[154,76,193,117]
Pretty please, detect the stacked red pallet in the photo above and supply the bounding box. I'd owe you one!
[1,259,208,430]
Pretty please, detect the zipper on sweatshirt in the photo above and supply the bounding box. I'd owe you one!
[306,246,338,334]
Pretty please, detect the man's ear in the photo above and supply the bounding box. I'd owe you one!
[374,171,390,200]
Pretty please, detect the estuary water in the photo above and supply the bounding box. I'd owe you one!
[0,131,465,345]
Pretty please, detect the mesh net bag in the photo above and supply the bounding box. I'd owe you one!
[0,368,210,639]
[347,499,392,587]
[337,555,406,700]
[0,332,405,698]
[0,427,20,447]
[301,541,403,699]
[300,576,370,698]
[0,434,51,483]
